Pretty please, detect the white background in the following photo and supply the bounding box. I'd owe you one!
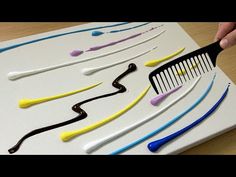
[0,22,235,154]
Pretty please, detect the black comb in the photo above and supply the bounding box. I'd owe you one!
[149,41,223,94]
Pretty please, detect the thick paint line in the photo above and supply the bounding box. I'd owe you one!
[110,75,215,155]
[150,86,182,106]
[19,82,102,108]
[60,85,151,142]
[144,47,185,67]
[8,63,136,154]
[83,77,201,154]
[148,83,230,152]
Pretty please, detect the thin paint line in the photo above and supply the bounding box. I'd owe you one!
[71,33,142,57]
[0,22,129,53]
[7,30,166,81]
[91,22,151,36]
[70,25,163,57]
[81,46,158,76]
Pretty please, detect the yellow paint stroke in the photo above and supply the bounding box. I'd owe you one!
[177,69,186,76]
[177,63,198,76]
[144,47,185,67]
[19,82,102,108]
[60,85,151,142]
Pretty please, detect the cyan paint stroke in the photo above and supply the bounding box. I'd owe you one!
[0,22,129,53]
[91,22,150,36]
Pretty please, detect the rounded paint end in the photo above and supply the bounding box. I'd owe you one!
[70,50,84,57]
[92,31,104,36]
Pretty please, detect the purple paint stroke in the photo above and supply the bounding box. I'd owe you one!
[88,25,163,52]
[150,86,182,106]
[70,25,163,57]
[70,50,84,57]
[86,33,142,51]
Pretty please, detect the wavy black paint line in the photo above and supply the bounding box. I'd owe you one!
[8,63,137,154]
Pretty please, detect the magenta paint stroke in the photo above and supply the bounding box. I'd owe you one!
[70,24,163,57]
[150,86,182,106]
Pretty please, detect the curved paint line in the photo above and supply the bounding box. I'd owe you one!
[83,76,201,154]
[18,82,102,108]
[148,83,230,152]
[110,75,215,155]
[8,64,136,154]
[144,47,185,67]
[60,85,151,142]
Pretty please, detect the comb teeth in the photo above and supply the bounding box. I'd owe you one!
[150,54,214,94]
[149,41,223,94]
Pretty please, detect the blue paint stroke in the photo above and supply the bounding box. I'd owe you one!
[110,74,216,155]
[148,83,230,152]
[0,22,129,53]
